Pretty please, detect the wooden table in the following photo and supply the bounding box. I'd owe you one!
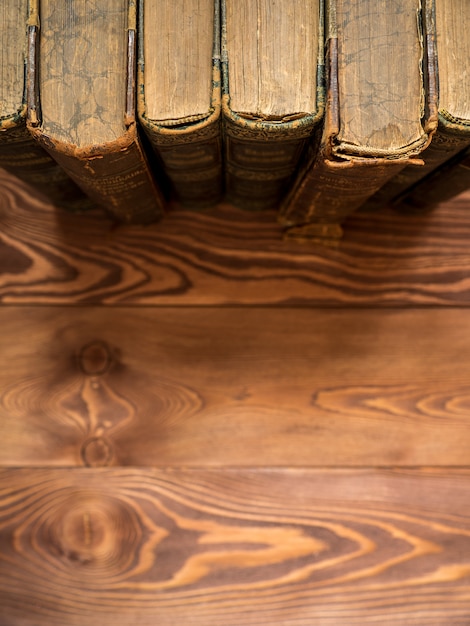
[1,170,469,625]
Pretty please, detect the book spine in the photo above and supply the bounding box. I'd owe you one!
[27,0,165,224]
[399,114,470,196]
[0,117,93,211]
[281,147,407,243]
[279,0,438,241]
[223,118,318,211]
[397,146,470,211]
[31,130,165,224]
[138,119,223,209]
[137,0,223,209]
[279,35,401,233]
[360,0,470,212]
[143,120,223,209]
[362,123,470,211]
[220,0,324,211]
[407,118,470,184]
[0,2,92,211]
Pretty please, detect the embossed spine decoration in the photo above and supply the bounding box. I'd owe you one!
[279,0,438,243]
[137,0,223,208]
[221,0,325,211]
[27,0,165,224]
[0,0,92,210]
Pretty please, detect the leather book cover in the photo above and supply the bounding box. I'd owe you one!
[137,0,223,209]
[221,0,325,211]
[0,0,92,212]
[397,145,470,211]
[27,0,165,224]
[279,0,438,243]
[363,0,470,212]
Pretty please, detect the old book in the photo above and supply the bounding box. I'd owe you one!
[138,0,223,208]
[27,0,165,224]
[0,0,91,211]
[221,0,324,211]
[396,145,470,211]
[363,0,470,211]
[279,0,438,243]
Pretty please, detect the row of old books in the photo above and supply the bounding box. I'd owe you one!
[1,1,469,242]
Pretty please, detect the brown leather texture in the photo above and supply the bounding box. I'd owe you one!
[279,1,438,235]
[33,126,165,224]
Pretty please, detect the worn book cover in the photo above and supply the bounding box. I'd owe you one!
[397,144,470,211]
[138,0,223,209]
[280,0,438,243]
[0,0,92,211]
[27,0,165,224]
[221,0,324,211]
[364,0,470,211]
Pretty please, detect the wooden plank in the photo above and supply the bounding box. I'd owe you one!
[1,468,469,626]
[1,169,470,306]
[1,306,470,467]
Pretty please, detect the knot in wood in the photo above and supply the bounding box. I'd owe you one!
[81,437,113,467]
[78,340,113,376]
[49,494,144,575]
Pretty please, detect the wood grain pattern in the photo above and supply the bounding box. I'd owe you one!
[1,468,469,626]
[1,306,470,467]
[2,169,470,306]
[2,167,470,626]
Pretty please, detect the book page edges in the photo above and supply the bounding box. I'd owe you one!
[137,0,220,138]
[138,62,221,141]
[221,0,325,139]
[324,0,438,162]
[27,2,138,159]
